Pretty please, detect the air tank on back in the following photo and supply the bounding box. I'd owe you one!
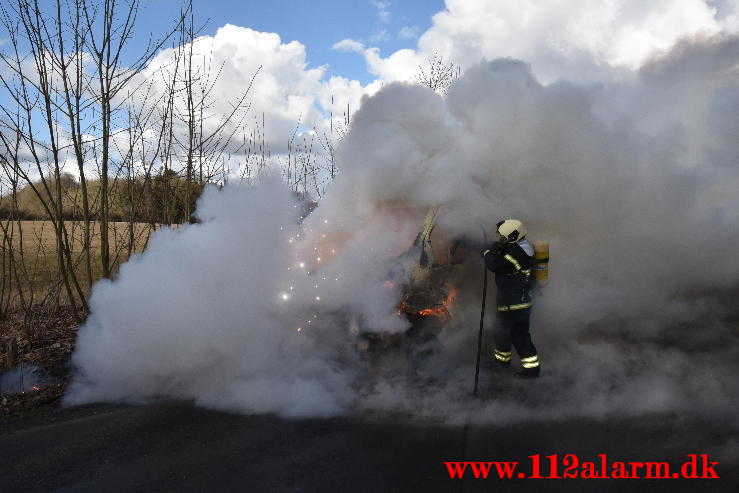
[533,241,549,286]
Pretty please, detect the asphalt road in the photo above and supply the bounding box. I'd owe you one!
[0,401,736,493]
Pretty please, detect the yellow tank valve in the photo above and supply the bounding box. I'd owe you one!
[533,241,549,286]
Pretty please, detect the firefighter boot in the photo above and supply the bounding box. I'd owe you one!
[514,366,541,378]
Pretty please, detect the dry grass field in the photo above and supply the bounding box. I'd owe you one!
[1,220,157,305]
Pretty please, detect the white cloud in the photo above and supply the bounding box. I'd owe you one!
[369,29,390,43]
[318,76,373,116]
[362,47,424,80]
[132,25,375,160]
[372,0,391,24]
[398,26,419,40]
[332,38,424,81]
[345,0,739,83]
[332,38,365,53]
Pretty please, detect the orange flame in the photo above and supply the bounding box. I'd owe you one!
[417,285,457,320]
[397,284,457,320]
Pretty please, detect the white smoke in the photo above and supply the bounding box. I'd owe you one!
[312,39,739,335]
[66,35,739,422]
[66,179,353,417]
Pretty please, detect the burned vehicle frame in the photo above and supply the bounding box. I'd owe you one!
[353,205,462,353]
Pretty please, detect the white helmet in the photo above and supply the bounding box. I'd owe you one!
[496,219,527,243]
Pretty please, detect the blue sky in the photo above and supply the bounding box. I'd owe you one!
[136,0,445,84]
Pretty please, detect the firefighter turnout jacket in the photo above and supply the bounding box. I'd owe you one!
[483,239,534,311]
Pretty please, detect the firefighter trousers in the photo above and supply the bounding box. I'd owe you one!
[493,307,538,366]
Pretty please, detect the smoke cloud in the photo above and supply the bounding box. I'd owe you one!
[67,35,739,423]
[66,180,353,417]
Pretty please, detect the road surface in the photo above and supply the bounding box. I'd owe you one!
[0,401,736,492]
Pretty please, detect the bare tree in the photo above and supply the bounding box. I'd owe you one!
[0,0,263,317]
[0,0,90,317]
[162,8,259,221]
[413,52,461,95]
[0,0,186,315]
[80,0,185,276]
[316,96,351,187]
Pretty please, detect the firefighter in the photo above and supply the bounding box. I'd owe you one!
[482,219,540,378]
